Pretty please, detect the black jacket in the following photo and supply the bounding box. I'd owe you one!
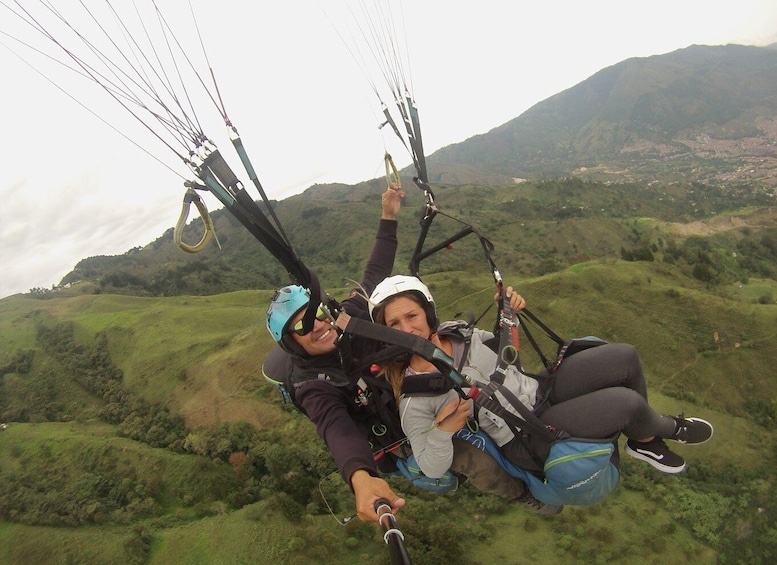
[264,219,398,484]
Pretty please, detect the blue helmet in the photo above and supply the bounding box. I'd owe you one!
[266,285,310,356]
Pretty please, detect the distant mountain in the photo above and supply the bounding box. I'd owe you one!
[47,44,777,298]
[428,44,777,186]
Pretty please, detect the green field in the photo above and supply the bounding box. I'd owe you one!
[1,260,776,564]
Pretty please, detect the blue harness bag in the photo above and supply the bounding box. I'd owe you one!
[455,429,619,506]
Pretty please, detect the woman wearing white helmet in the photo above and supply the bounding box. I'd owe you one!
[369,275,713,495]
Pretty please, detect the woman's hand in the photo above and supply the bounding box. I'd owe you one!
[434,398,471,432]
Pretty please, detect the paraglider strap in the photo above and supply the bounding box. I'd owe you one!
[408,186,500,288]
[337,308,559,443]
[334,313,468,390]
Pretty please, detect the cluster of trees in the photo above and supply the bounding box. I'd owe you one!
[736,227,777,280]
[2,327,776,563]
[4,318,518,558]
[0,349,61,422]
[37,177,776,300]
[620,226,777,291]
[33,322,187,449]
[0,441,163,526]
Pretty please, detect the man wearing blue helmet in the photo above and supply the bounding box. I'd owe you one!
[265,185,530,523]
[265,184,408,522]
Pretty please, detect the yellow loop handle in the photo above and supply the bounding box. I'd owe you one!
[500,344,519,366]
[174,188,220,253]
[384,152,401,190]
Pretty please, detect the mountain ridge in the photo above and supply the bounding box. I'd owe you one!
[428,43,777,186]
[4,41,777,565]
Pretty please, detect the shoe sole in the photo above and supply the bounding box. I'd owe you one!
[668,417,714,445]
[625,443,687,474]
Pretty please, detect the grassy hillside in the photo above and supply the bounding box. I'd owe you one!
[36,176,776,301]
[5,40,777,564]
[2,259,777,564]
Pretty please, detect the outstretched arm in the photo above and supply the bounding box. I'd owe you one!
[296,380,405,523]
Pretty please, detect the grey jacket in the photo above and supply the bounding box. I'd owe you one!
[399,325,539,478]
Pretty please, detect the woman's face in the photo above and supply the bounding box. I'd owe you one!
[381,295,432,339]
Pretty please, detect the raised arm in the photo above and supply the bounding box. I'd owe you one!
[339,185,404,317]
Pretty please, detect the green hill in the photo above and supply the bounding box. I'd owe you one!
[10,44,771,301]
[2,260,776,564]
[4,42,777,565]
[32,176,776,302]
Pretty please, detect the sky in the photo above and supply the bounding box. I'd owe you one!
[1,0,776,299]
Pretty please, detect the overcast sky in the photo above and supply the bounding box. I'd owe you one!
[1,0,776,299]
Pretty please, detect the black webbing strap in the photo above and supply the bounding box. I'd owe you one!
[409,206,498,282]
[484,288,520,391]
[468,289,560,442]
[518,309,565,346]
[335,309,561,443]
[335,313,468,389]
[299,270,337,336]
[336,311,554,442]
[202,146,324,333]
[471,381,561,443]
[195,149,313,288]
[514,309,568,372]
[407,99,428,184]
[401,373,455,395]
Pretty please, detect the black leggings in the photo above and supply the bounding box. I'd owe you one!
[538,343,676,440]
[502,343,675,470]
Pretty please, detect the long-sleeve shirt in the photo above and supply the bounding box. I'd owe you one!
[287,218,398,484]
[398,326,539,479]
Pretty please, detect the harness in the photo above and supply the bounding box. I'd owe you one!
[262,321,478,476]
[334,299,591,475]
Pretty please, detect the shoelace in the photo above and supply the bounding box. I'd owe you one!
[673,413,688,441]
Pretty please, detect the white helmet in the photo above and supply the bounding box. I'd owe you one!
[369,275,438,327]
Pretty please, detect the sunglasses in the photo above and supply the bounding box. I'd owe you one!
[289,304,329,336]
